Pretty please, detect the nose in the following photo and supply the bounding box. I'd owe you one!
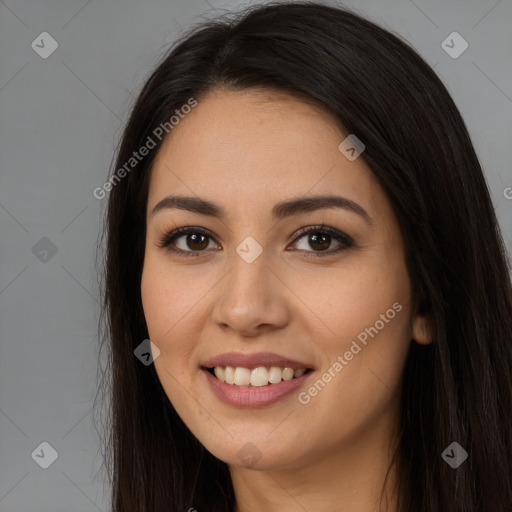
[211,252,290,338]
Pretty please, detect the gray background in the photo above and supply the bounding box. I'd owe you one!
[0,0,510,510]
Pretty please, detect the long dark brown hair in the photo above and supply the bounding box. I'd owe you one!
[96,2,512,511]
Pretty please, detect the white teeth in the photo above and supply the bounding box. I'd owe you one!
[214,366,225,381]
[250,367,269,386]
[282,367,294,381]
[234,367,251,386]
[268,366,283,384]
[211,365,308,386]
[224,366,235,384]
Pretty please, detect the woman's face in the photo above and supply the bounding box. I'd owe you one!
[141,88,421,471]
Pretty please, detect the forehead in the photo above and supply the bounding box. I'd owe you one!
[147,88,383,221]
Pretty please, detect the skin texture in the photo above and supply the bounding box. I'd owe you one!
[140,88,432,512]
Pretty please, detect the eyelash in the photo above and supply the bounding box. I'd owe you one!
[156,224,354,258]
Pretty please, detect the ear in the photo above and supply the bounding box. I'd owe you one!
[412,314,434,345]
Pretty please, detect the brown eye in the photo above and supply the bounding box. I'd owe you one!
[157,227,218,257]
[183,232,209,251]
[291,225,354,256]
[305,232,331,251]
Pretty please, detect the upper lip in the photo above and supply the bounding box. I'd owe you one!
[202,351,315,370]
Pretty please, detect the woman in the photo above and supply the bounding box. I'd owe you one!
[97,2,512,511]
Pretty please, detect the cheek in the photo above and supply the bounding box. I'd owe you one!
[297,255,410,347]
[140,253,212,381]
[297,250,412,410]
[140,256,197,409]
[141,256,190,379]
[140,260,170,340]
[141,254,199,341]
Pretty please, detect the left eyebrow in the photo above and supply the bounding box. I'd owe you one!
[151,194,373,226]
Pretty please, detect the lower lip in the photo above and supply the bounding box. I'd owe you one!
[202,368,314,407]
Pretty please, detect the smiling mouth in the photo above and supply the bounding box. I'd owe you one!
[202,365,313,387]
